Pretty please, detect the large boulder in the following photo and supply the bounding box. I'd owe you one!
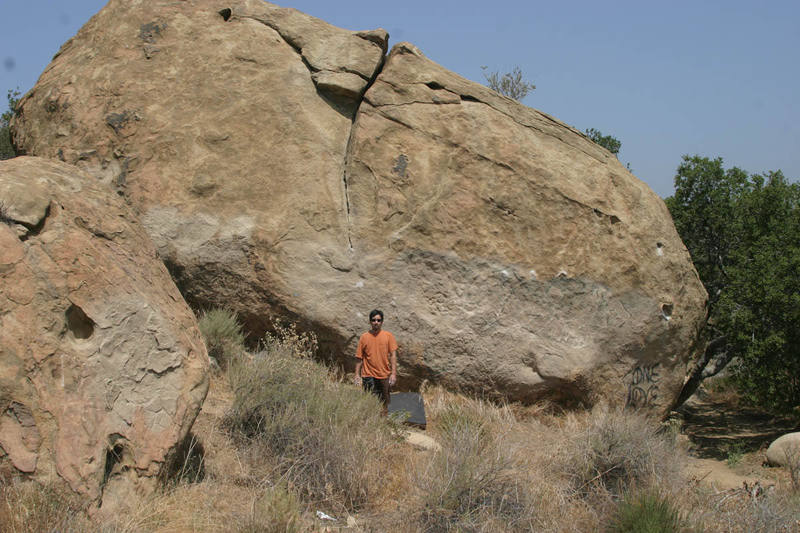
[0,157,209,508]
[11,0,706,412]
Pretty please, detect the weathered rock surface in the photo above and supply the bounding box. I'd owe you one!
[0,157,209,507]
[11,0,706,412]
[766,432,800,467]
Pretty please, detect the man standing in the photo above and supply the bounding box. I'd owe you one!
[354,309,398,412]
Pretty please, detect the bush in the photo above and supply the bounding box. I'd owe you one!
[1,88,21,161]
[609,490,684,533]
[480,66,535,101]
[410,401,535,532]
[226,323,397,511]
[198,308,245,369]
[585,127,622,156]
[556,405,684,499]
[725,441,746,468]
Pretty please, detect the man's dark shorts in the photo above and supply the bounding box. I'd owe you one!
[362,376,390,406]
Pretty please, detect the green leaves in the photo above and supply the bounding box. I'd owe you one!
[584,127,621,155]
[1,88,22,160]
[667,156,800,411]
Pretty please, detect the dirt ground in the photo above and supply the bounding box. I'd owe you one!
[678,388,799,491]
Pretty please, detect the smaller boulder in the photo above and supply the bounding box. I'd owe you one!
[0,157,209,509]
[766,432,800,467]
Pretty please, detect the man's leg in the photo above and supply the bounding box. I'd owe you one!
[362,376,378,396]
[362,377,390,414]
[377,378,391,406]
[378,378,391,416]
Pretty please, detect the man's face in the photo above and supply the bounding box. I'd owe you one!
[370,314,383,333]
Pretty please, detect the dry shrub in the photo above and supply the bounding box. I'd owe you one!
[784,443,800,493]
[237,485,304,533]
[682,484,800,532]
[406,399,537,532]
[552,404,685,500]
[198,308,245,369]
[226,323,398,512]
[0,479,89,533]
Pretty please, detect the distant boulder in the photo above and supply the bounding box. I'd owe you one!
[766,432,800,467]
[0,157,209,508]
[11,0,706,413]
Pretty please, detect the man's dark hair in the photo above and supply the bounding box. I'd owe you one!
[369,309,384,321]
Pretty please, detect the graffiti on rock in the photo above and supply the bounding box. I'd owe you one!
[625,363,660,408]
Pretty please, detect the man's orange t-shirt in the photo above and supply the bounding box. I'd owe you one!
[355,330,398,379]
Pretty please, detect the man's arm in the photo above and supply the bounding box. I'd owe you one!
[389,349,397,386]
[354,336,363,385]
[354,359,363,385]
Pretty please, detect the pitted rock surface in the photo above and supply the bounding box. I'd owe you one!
[0,157,209,507]
[11,0,706,412]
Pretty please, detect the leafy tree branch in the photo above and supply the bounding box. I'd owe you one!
[668,155,800,412]
[1,88,21,160]
[584,127,621,156]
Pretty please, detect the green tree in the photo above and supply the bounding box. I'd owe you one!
[667,155,800,412]
[1,88,21,160]
[585,127,621,156]
[480,66,535,101]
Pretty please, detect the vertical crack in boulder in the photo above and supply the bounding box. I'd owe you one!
[341,52,388,251]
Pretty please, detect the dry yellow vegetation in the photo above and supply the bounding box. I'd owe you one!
[2,327,800,532]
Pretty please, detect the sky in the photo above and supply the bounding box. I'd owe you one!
[1,0,798,198]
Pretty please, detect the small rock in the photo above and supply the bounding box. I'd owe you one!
[405,430,441,452]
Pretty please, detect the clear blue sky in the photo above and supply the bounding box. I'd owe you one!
[2,0,798,198]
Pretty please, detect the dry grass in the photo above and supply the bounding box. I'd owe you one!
[681,483,800,532]
[406,401,536,532]
[225,324,402,513]
[0,478,89,533]
[95,482,250,532]
[237,484,304,533]
[4,336,800,532]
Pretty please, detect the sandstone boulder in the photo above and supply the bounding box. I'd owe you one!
[0,157,209,508]
[11,0,706,412]
[766,432,800,467]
